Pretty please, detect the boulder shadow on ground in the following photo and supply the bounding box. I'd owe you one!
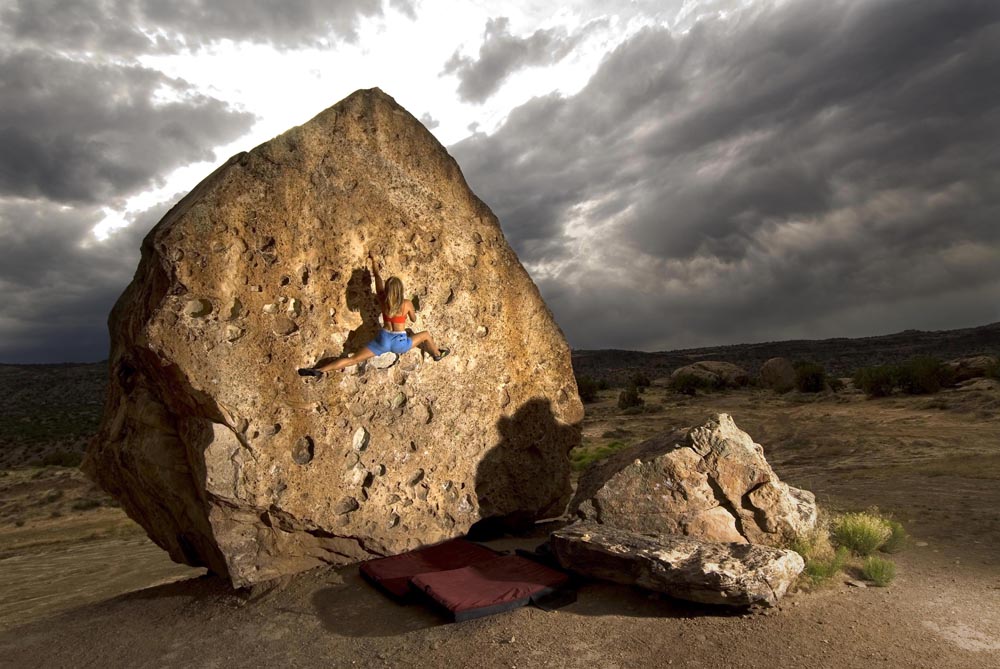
[560,580,752,620]
[310,566,443,637]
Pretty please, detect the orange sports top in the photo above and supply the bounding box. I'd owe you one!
[379,295,407,325]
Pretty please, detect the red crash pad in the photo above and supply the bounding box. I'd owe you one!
[360,538,501,598]
[409,554,570,622]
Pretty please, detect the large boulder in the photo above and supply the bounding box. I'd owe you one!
[759,357,796,392]
[946,355,999,383]
[550,522,803,607]
[569,414,816,545]
[670,361,749,389]
[83,88,583,587]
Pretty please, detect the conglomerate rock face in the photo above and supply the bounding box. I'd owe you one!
[83,88,582,587]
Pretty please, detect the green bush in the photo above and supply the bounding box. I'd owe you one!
[40,450,83,468]
[880,520,908,554]
[630,372,651,391]
[828,377,845,392]
[793,361,826,393]
[596,378,610,390]
[803,546,850,584]
[669,373,706,396]
[71,499,102,511]
[832,512,892,556]
[895,356,955,395]
[617,383,644,410]
[986,358,1000,380]
[570,441,630,471]
[576,375,600,403]
[862,556,897,586]
[853,365,896,397]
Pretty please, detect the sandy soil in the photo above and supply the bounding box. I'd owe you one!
[1,381,999,668]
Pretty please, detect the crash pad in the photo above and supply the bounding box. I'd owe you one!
[360,538,501,598]
[409,554,570,622]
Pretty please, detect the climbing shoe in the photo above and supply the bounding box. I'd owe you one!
[297,367,324,377]
[432,349,450,362]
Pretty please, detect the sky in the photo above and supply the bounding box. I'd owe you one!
[0,0,998,363]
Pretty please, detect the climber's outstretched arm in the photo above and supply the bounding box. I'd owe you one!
[368,251,385,296]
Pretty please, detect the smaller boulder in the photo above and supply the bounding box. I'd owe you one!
[946,355,999,383]
[550,522,803,607]
[569,414,817,546]
[670,361,748,389]
[759,357,796,392]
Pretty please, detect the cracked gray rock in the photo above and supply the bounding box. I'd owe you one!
[550,522,804,607]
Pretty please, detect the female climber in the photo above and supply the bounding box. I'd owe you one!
[298,252,449,376]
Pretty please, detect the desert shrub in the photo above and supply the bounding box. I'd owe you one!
[596,378,610,390]
[828,377,845,392]
[669,373,707,396]
[629,372,651,391]
[832,512,892,556]
[793,361,826,393]
[880,520,908,554]
[576,375,600,403]
[895,356,955,395]
[617,383,644,410]
[803,546,850,584]
[862,556,897,586]
[790,526,848,586]
[986,359,1000,380]
[853,365,897,398]
[41,449,83,468]
[570,441,630,471]
[72,499,102,511]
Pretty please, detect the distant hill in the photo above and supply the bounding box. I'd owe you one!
[2,321,998,465]
[572,322,1000,384]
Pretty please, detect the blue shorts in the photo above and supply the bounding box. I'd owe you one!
[366,329,412,356]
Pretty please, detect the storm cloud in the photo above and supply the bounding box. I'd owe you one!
[451,0,1000,350]
[0,49,255,205]
[1,0,412,54]
[0,198,168,362]
[443,17,591,103]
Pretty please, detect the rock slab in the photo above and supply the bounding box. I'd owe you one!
[946,355,998,382]
[670,361,749,388]
[550,522,804,607]
[570,414,817,545]
[83,88,582,587]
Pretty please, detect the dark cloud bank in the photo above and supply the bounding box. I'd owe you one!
[2,0,999,362]
[452,0,1000,351]
[0,0,411,362]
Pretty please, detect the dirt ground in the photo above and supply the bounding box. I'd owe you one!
[1,380,999,668]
